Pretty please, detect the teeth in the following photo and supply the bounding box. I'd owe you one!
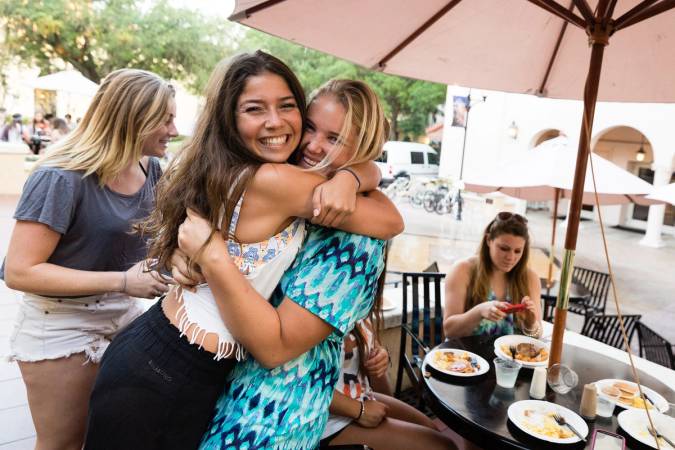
[302,156,319,167]
[261,135,288,146]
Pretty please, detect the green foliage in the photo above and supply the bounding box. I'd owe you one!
[0,0,235,93]
[245,30,445,139]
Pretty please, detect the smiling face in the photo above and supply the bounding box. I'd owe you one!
[297,94,355,175]
[235,72,302,163]
[487,233,526,273]
[142,99,178,158]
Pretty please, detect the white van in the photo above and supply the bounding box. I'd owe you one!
[376,141,439,185]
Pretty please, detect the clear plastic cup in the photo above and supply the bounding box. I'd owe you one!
[597,393,618,417]
[546,363,579,394]
[494,357,522,388]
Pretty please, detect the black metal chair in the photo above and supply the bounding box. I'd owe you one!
[571,266,611,318]
[638,322,675,369]
[580,313,641,350]
[394,271,445,409]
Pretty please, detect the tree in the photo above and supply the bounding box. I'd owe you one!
[0,0,235,93]
[245,30,446,140]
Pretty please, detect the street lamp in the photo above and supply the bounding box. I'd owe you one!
[455,89,486,221]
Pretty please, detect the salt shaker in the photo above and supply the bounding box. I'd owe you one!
[529,366,547,399]
[580,383,597,420]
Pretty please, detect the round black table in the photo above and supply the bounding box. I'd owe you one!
[423,336,675,450]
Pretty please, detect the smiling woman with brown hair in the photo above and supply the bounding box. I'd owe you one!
[443,212,543,339]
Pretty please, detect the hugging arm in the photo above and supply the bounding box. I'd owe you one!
[252,163,403,240]
[177,209,383,368]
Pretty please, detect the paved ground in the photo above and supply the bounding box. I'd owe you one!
[0,194,673,448]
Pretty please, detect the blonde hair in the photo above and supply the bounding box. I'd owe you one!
[308,79,389,171]
[36,68,175,185]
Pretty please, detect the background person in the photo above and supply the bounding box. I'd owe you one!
[320,308,457,450]
[2,68,176,450]
[443,212,542,338]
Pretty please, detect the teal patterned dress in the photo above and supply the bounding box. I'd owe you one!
[471,290,517,337]
[199,225,385,450]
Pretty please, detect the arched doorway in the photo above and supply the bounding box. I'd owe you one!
[591,127,674,230]
[530,128,563,148]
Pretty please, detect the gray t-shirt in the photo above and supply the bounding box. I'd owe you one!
[0,158,161,279]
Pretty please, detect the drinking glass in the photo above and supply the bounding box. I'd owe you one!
[494,357,522,388]
[546,363,578,394]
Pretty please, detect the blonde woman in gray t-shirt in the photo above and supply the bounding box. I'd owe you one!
[2,69,177,450]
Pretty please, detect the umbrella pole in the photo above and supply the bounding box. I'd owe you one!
[547,188,561,288]
[549,28,609,368]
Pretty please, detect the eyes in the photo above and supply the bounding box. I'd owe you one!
[498,245,522,254]
[305,121,341,145]
[241,102,298,115]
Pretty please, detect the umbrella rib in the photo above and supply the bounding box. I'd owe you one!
[614,0,664,29]
[616,0,675,30]
[229,0,288,20]
[571,0,595,23]
[375,0,463,69]
[526,0,586,28]
[538,1,574,96]
[604,0,619,21]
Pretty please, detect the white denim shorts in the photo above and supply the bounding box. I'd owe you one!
[8,292,145,364]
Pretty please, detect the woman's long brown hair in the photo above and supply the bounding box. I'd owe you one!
[138,51,307,273]
[466,214,531,317]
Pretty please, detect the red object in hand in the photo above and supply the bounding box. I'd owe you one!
[499,303,527,314]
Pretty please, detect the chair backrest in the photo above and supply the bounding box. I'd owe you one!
[638,322,675,369]
[580,314,641,350]
[402,271,446,354]
[394,271,445,401]
[572,266,611,314]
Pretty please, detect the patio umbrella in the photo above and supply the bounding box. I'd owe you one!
[230,0,675,369]
[31,70,99,96]
[464,136,656,284]
[646,182,675,205]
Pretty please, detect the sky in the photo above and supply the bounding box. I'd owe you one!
[172,0,236,18]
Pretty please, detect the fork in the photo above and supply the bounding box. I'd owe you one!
[648,426,675,448]
[552,413,587,442]
[509,345,517,360]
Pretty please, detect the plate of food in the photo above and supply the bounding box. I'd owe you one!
[617,409,675,449]
[494,335,549,368]
[595,379,669,413]
[508,400,589,444]
[425,348,489,377]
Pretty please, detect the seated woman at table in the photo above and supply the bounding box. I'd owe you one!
[320,301,457,449]
[443,211,542,339]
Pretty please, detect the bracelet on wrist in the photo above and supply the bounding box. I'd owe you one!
[522,321,540,338]
[338,167,361,190]
[355,399,365,420]
[120,272,127,293]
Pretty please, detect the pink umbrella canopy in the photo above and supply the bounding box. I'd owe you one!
[231,0,675,102]
[464,137,656,205]
[646,182,675,205]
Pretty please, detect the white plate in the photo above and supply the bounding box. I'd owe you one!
[494,335,550,368]
[617,409,675,449]
[595,379,669,413]
[425,348,490,377]
[508,400,589,444]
